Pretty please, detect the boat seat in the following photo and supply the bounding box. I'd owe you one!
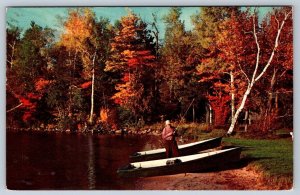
[166,159,182,165]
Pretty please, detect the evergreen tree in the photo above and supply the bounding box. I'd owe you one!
[7,21,54,126]
[161,7,200,121]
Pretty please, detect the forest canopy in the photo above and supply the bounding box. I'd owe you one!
[6,7,293,134]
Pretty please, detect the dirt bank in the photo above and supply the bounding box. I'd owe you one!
[135,166,272,190]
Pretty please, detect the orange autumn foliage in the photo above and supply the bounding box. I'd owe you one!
[35,78,51,91]
[208,94,231,126]
[80,81,92,89]
[100,107,118,130]
[100,108,108,123]
[105,10,156,117]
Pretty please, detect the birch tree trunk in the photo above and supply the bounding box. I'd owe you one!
[205,103,213,123]
[88,52,97,124]
[230,71,235,121]
[227,85,252,134]
[227,9,292,135]
[244,110,249,132]
[206,103,209,124]
[205,103,213,130]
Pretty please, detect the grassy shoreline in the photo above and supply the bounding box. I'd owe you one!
[139,122,293,189]
[223,137,293,189]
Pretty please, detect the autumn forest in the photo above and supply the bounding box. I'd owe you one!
[6,7,293,135]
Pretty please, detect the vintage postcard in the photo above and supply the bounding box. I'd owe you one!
[6,6,293,190]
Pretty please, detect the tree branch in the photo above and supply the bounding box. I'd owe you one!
[238,62,250,84]
[279,69,287,78]
[254,9,292,82]
[251,11,260,85]
[275,12,280,30]
[7,103,23,113]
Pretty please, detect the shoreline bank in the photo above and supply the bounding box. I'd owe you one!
[134,166,273,190]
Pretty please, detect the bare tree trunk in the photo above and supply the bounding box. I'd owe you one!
[263,68,277,131]
[228,85,252,134]
[205,103,213,130]
[8,41,16,69]
[227,9,291,135]
[244,109,249,132]
[89,52,97,124]
[206,103,209,124]
[205,103,212,122]
[230,71,235,121]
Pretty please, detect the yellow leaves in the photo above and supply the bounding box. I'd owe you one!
[117,11,139,41]
[112,82,135,106]
[114,82,135,97]
[59,8,100,79]
[122,50,134,58]
[99,107,119,130]
[120,10,139,28]
[60,9,94,51]
[104,61,115,72]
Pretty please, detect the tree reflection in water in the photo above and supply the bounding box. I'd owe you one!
[6,132,160,190]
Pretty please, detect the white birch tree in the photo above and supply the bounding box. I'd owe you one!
[227,8,292,135]
[60,8,99,124]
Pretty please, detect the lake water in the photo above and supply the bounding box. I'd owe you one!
[6,132,161,190]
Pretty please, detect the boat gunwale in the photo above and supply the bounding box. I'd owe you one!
[132,136,222,156]
[128,147,241,170]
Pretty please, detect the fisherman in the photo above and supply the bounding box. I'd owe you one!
[162,120,179,158]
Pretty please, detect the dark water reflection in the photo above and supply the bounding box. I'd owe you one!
[6,132,161,190]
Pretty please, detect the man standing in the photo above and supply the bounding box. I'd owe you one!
[162,120,179,158]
